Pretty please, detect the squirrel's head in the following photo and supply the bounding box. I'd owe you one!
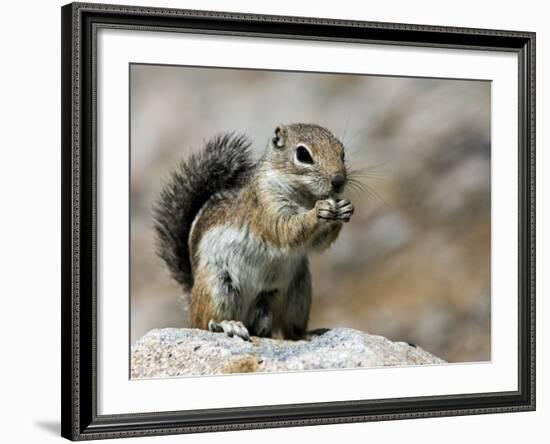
[266,123,347,201]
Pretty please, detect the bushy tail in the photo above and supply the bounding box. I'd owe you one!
[153,133,255,292]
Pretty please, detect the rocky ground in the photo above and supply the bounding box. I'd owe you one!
[131,327,445,379]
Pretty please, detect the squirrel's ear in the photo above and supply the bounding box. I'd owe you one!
[272,125,286,149]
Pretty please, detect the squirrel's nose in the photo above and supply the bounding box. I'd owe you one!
[331,174,346,192]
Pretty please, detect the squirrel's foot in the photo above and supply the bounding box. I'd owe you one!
[208,319,251,341]
[335,198,354,223]
[307,328,331,338]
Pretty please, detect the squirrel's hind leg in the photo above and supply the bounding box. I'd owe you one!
[278,259,312,341]
[246,290,276,338]
[191,268,251,341]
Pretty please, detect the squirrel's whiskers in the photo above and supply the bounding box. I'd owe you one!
[345,164,391,208]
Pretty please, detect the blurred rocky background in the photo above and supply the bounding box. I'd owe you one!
[130,64,491,363]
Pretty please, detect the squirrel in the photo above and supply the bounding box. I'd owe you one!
[154,123,354,341]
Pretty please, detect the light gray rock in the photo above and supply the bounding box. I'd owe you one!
[131,328,445,378]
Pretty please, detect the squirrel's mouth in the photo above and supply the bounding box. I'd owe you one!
[316,185,344,201]
[289,176,341,204]
[328,189,345,198]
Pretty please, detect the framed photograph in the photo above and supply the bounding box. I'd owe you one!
[61,2,536,440]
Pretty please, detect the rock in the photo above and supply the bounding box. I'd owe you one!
[131,328,445,378]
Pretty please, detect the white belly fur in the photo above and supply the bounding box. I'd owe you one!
[197,225,303,315]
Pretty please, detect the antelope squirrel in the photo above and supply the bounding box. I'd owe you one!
[154,123,354,341]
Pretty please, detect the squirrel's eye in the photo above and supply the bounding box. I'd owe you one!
[296,145,314,164]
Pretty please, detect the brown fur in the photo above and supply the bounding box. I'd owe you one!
[190,274,217,329]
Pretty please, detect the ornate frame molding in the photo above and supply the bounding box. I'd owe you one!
[61,2,535,440]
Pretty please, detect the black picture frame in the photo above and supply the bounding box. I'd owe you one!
[61,2,536,440]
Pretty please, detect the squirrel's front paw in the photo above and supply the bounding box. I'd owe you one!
[315,198,354,223]
[315,199,338,222]
[335,198,354,223]
[208,319,250,341]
